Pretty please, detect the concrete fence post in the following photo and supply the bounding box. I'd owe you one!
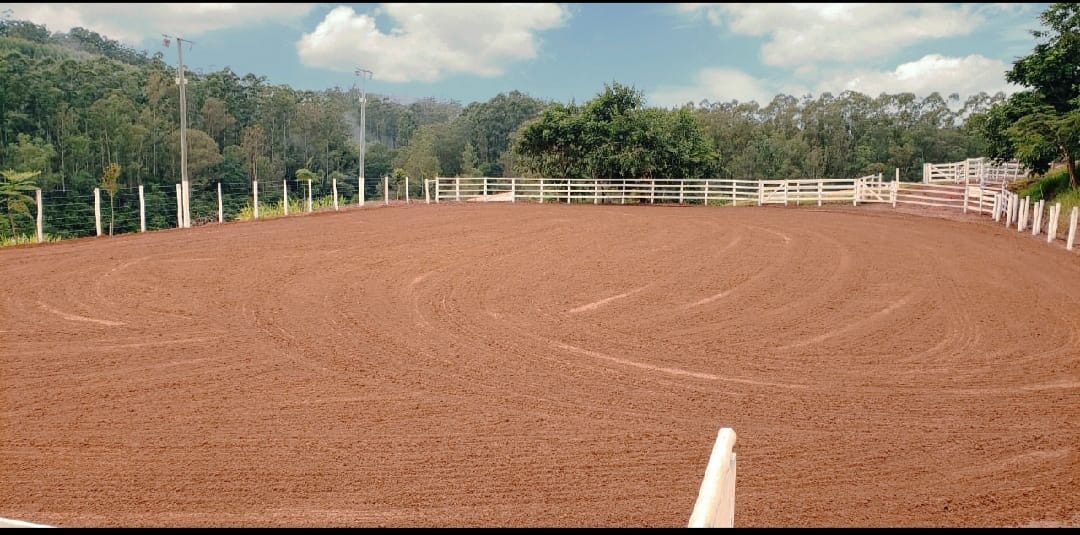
[512,178,517,203]
[218,182,224,222]
[384,176,389,205]
[406,176,411,204]
[333,178,339,210]
[174,184,182,228]
[1048,203,1060,243]
[283,180,289,216]
[36,188,43,242]
[253,180,259,219]
[307,179,313,212]
[1033,199,1043,235]
[138,185,146,232]
[1067,206,1078,251]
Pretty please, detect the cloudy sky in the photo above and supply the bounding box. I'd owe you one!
[0,3,1049,106]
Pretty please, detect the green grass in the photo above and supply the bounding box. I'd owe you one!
[1016,166,1072,202]
[235,195,343,221]
[1,233,63,247]
[1049,188,1080,236]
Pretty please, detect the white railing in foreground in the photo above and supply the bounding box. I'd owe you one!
[688,427,737,528]
[0,516,53,528]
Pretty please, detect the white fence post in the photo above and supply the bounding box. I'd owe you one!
[621,179,626,205]
[992,194,1000,222]
[483,176,488,202]
[704,180,710,206]
[138,185,146,232]
[852,179,858,206]
[435,177,441,204]
[384,176,389,205]
[679,179,685,204]
[93,187,102,235]
[512,177,517,203]
[1068,206,1078,251]
[283,180,289,216]
[307,179,313,212]
[891,178,898,207]
[218,182,224,222]
[1033,199,1043,235]
[425,179,431,204]
[406,176,411,204]
[1048,203,1060,243]
[253,180,259,219]
[174,183,182,228]
[332,178,338,210]
[962,183,969,214]
[1019,196,1029,231]
[567,179,572,204]
[757,181,763,206]
[36,188,43,242]
[817,180,823,207]
[651,180,656,204]
[596,179,600,205]
[688,427,737,528]
[731,180,736,206]
[539,179,545,203]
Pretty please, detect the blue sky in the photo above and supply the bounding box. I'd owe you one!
[1,3,1050,107]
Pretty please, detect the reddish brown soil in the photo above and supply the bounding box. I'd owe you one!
[2,202,1078,527]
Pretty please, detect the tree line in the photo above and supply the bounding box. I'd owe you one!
[0,14,1033,240]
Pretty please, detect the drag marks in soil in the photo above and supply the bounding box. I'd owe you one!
[2,203,1078,528]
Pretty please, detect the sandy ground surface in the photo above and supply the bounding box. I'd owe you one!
[1,201,1078,527]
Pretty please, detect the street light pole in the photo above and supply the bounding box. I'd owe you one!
[164,34,193,228]
[355,68,372,206]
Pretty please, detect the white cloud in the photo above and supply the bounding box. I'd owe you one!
[1,3,314,43]
[815,54,1021,99]
[650,67,806,107]
[651,54,1019,108]
[296,4,569,83]
[679,3,983,67]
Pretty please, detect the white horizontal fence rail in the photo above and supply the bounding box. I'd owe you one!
[434,177,863,206]
[923,157,1028,186]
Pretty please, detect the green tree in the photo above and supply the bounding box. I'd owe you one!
[100,162,120,235]
[0,169,39,236]
[460,142,480,177]
[1000,3,1080,188]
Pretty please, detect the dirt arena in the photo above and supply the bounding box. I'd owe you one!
[2,202,1078,527]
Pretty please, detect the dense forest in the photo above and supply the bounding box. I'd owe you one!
[4,5,1074,242]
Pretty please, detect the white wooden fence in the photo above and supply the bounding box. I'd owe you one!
[434,174,893,207]
[922,157,1027,186]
